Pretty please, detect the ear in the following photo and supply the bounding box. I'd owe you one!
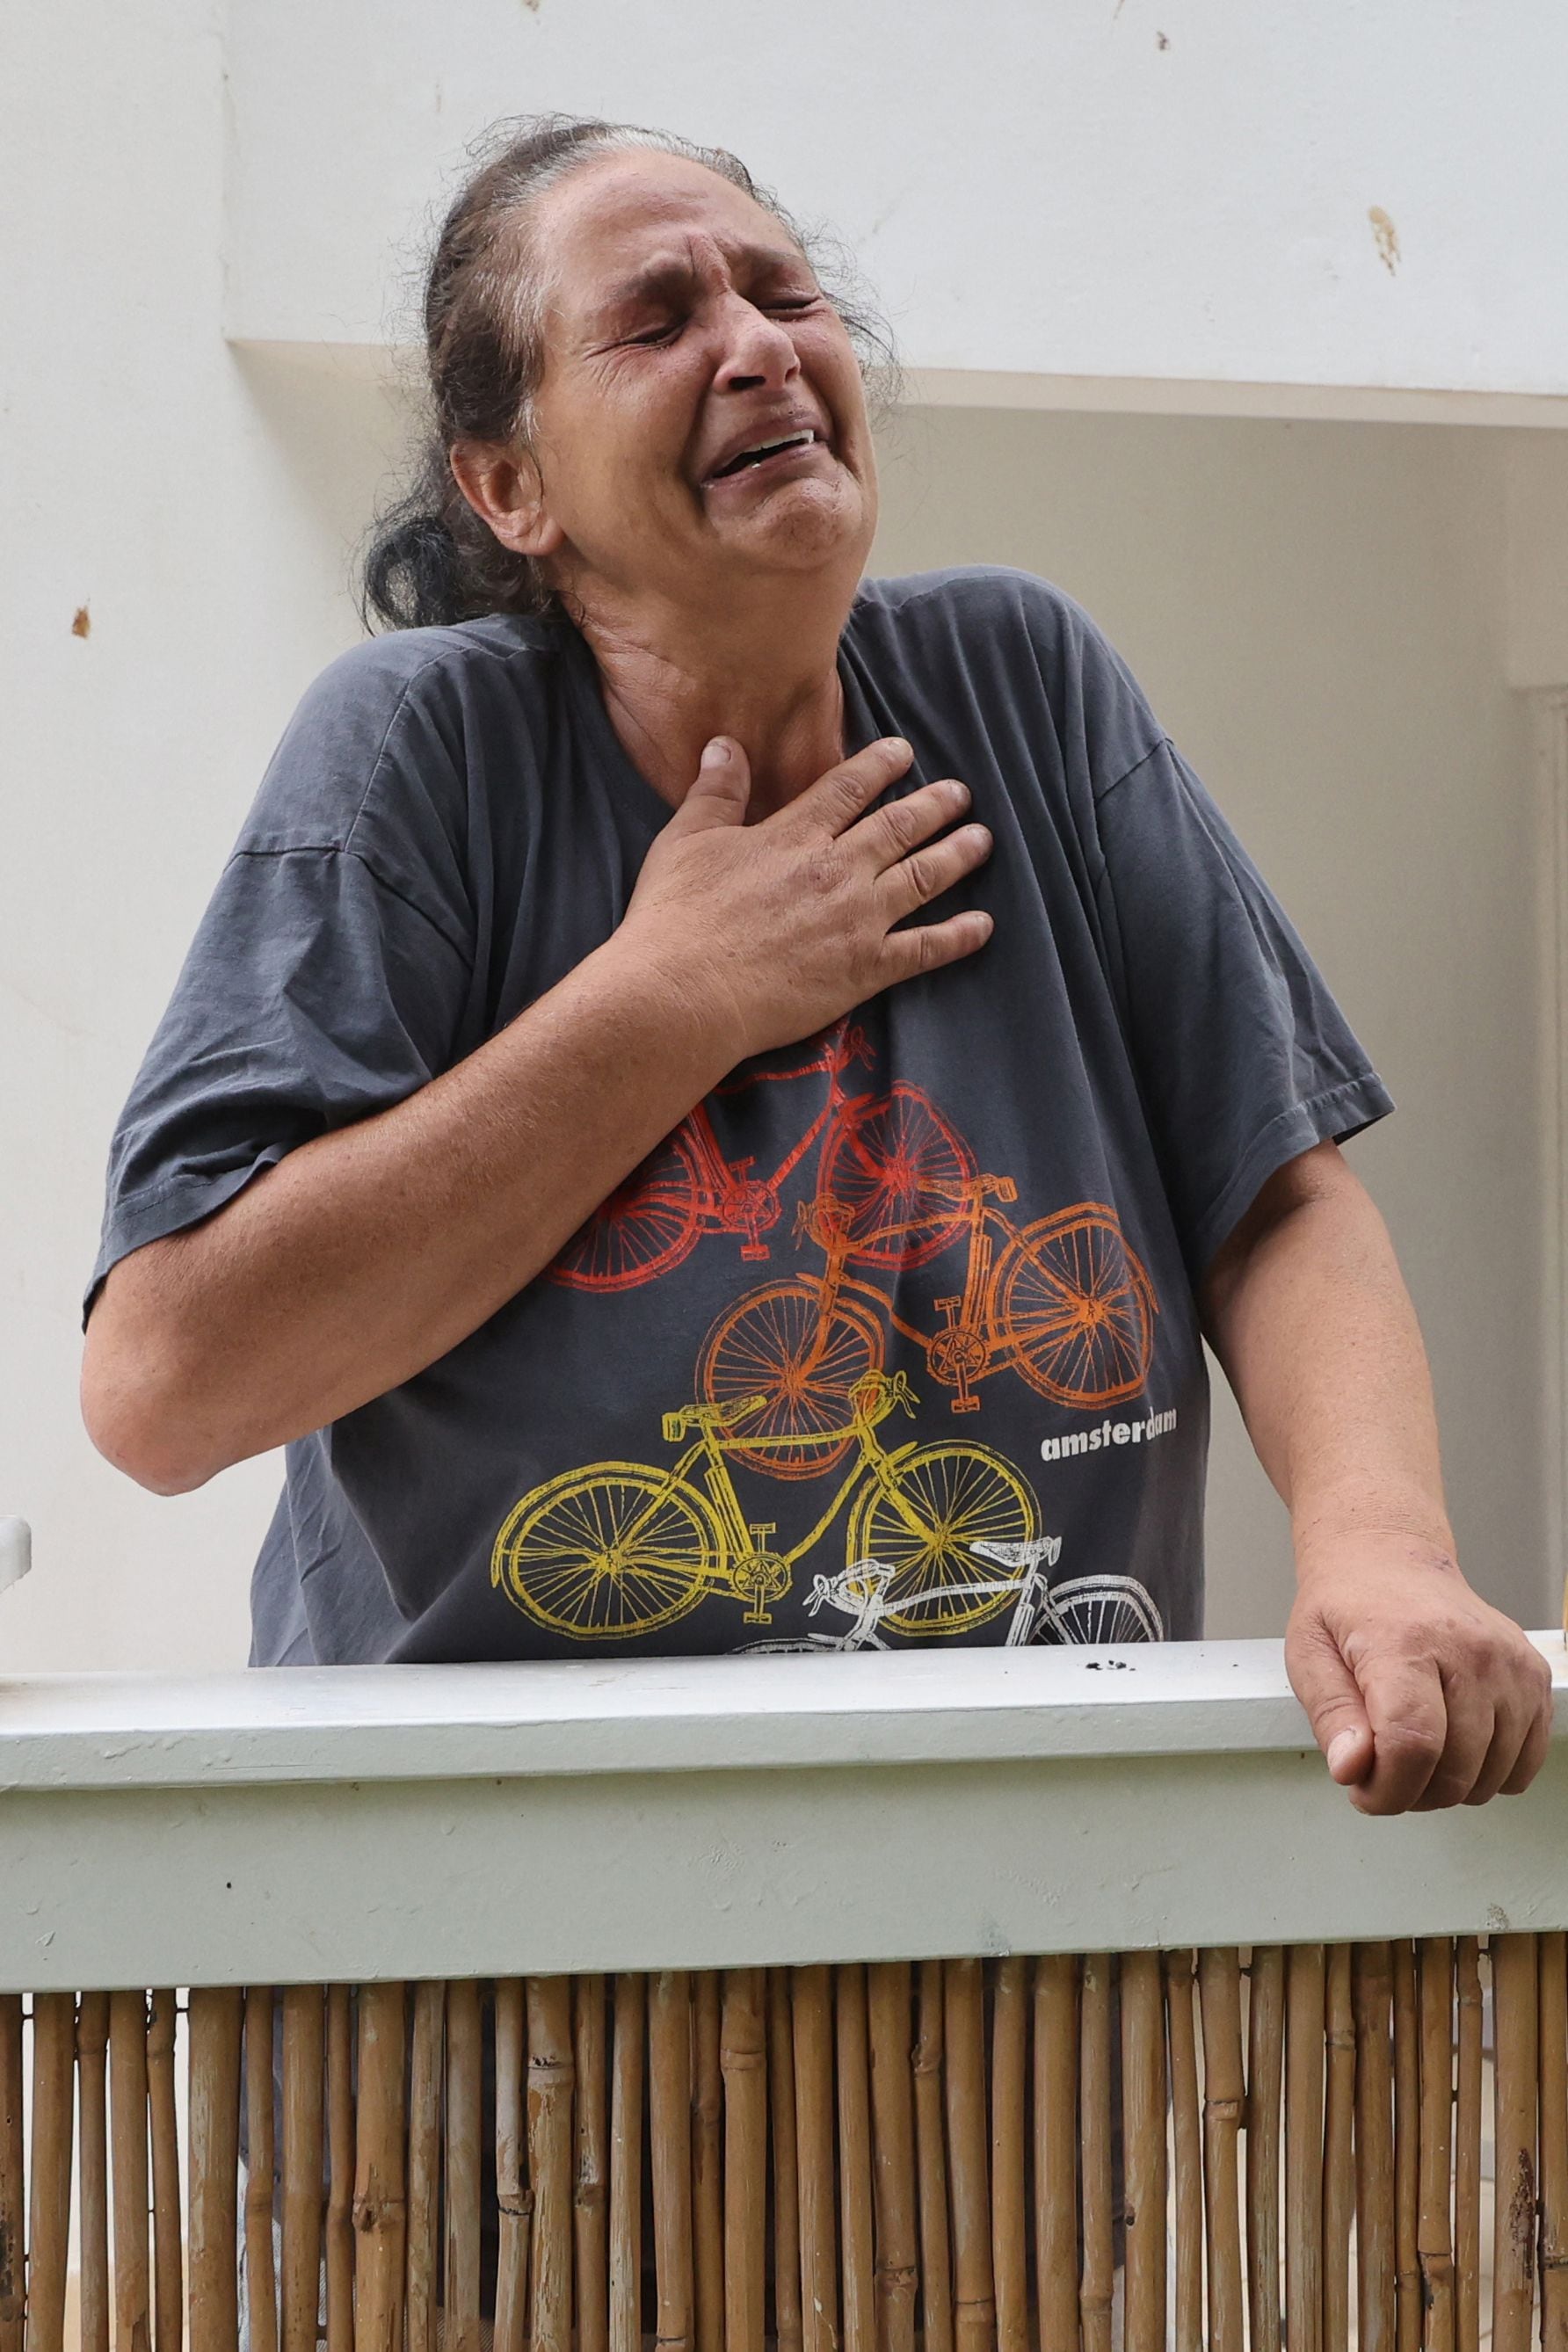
[448,439,565,561]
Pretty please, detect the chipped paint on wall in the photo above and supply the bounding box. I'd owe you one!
[1368,207,1400,275]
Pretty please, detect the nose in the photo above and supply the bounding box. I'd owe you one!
[712,294,801,396]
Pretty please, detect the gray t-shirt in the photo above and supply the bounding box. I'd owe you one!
[91,569,1390,1666]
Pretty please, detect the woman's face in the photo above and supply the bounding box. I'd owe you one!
[515,150,879,618]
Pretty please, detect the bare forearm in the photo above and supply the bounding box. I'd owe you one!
[1202,1143,1551,1814]
[83,936,730,1489]
[1201,1145,1453,1573]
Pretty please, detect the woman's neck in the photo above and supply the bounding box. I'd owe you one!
[572,586,855,818]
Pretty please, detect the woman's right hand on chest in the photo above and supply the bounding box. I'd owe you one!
[616,735,994,1065]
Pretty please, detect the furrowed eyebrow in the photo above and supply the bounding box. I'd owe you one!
[592,243,816,325]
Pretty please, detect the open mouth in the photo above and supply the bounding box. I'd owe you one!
[706,428,823,484]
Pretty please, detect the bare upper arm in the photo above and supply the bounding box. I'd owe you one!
[1199,1137,1365,1338]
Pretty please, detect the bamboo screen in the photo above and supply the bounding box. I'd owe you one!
[0,1936,1564,2352]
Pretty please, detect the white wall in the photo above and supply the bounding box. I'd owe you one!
[224,0,1568,407]
[0,6,409,1673]
[4,4,1564,1671]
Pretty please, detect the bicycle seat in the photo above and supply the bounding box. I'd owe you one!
[970,1535,1063,1571]
[662,1395,768,1442]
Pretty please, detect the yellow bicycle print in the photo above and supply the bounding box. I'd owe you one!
[490,1372,1040,1644]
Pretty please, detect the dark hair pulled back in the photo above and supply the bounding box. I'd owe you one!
[361,114,896,633]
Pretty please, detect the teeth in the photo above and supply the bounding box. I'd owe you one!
[718,429,815,477]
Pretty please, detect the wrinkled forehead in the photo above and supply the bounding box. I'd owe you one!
[534,150,811,328]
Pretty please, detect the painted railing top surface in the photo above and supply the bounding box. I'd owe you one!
[1,1633,1564,1793]
[1,1636,1565,1986]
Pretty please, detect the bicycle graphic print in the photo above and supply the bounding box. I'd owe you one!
[548,1020,1159,1472]
[742,1542,1164,1653]
[699,1164,1158,1477]
[550,1021,978,1289]
[490,1372,1042,1644]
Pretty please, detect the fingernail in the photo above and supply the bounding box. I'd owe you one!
[701,739,731,770]
[1326,1731,1361,1779]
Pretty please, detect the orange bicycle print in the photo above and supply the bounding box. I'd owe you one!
[698,1177,1158,1477]
[490,1371,1040,1643]
[550,1023,976,1291]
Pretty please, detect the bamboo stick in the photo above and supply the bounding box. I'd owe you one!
[147,1991,183,2352]
[325,1985,354,2352]
[78,1994,111,2352]
[1033,1956,1078,2352]
[1541,1932,1568,2352]
[280,1985,325,2352]
[1121,1950,1166,2352]
[1492,1934,1540,2352]
[792,1967,838,2352]
[186,1986,243,2352]
[495,1981,529,2352]
[1078,1956,1114,2352]
[403,1982,443,2352]
[943,1959,992,2352]
[27,1993,75,2352]
[1322,1943,1355,2352]
[610,1977,645,2352]
[1247,1946,1286,2352]
[1392,1942,1420,2352]
[527,1978,577,2352]
[351,1982,406,2352]
[110,1989,153,2352]
[1285,1944,1325,2352]
[1454,1939,1483,2352]
[1164,1953,1201,2352]
[768,1973,804,2352]
[650,1972,694,2352]
[444,1979,484,2352]
[867,1964,918,2352]
[243,1990,279,2352]
[0,1997,20,2352]
[911,1964,951,2352]
[693,1973,724,2352]
[1351,1944,1396,2352]
[1416,1942,1455,2352]
[577,1976,611,2352]
[1351,1945,1399,2352]
[1199,1948,1245,2352]
[988,1959,1027,2352]
[835,1969,875,2352]
[722,1971,767,2352]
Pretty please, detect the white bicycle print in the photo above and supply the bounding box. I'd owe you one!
[743,1538,1163,1652]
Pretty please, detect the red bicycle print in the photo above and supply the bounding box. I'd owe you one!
[550,1024,975,1293]
[698,1177,1158,1477]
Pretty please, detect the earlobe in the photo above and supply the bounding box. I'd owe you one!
[448,441,564,560]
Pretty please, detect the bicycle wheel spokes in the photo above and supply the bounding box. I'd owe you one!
[491,1467,715,1639]
[1035,1575,1164,1645]
[697,1281,885,1481]
[816,1085,976,1270]
[550,1129,704,1292]
[847,1442,1037,1636]
[997,1206,1157,1405]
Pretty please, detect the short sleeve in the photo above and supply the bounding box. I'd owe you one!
[1093,737,1393,1282]
[86,847,472,1312]
[86,643,481,1316]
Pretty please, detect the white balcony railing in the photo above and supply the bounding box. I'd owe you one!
[0,1636,1564,2352]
